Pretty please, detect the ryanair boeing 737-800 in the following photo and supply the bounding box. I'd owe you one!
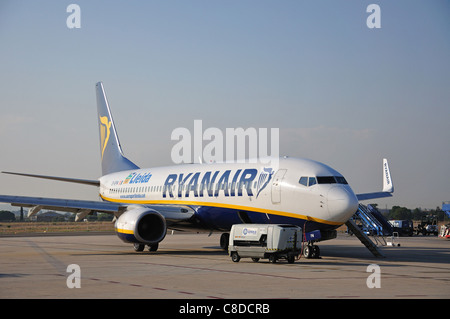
[0,82,394,257]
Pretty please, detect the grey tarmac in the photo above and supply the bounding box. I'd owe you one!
[0,232,449,299]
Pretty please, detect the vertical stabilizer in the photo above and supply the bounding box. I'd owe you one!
[96,82,139,175]
[382,158,393,193]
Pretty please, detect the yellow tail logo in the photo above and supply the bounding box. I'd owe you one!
[99,116,112,159]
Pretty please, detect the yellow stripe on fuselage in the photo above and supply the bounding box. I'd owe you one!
[100,194,342,226]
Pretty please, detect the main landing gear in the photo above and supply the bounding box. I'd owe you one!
[133,243,159,252]
[220,233,230,251]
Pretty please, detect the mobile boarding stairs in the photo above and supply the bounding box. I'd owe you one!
[345,204,394,258]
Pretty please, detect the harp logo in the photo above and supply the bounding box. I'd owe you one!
[99,116,112,159]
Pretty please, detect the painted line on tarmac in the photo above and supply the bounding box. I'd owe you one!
[138,261,359,282]
[79,276,224,299]
[26,239,67,275]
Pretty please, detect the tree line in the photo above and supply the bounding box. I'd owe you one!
[382,206,447,221]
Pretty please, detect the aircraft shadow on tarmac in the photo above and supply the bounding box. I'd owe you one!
[69,242,450,266]
[321,244,450,265]
[70,246,228,257]
[0,273,30,278]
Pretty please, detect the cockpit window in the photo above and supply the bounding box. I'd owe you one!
[317,176,348,184]
[299,176,308,186]
[335,176,348,184]
[317,176,336,184]
[300,176,347,186]
[299,176,317,187]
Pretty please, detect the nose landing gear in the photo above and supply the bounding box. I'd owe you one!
[303,243,321,259]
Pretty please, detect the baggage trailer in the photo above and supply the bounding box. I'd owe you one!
[228,224,302,263]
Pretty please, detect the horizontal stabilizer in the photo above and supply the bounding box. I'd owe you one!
[2,171,100,186]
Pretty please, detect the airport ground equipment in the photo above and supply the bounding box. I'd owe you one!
[386,232,401,247]
[439,225,450,239]
[438,202,450,239]
[351,204,392,237]
[388,220,414,236]
[367,204,393,235]
[345,218,385,258]
[442,202,450,218]
[228,224,302,263]
[415,215,438,236]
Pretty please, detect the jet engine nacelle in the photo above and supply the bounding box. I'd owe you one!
[115,207,167,245]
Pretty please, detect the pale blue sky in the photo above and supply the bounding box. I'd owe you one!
[0,1,449,210]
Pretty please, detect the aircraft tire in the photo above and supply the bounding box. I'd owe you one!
[312,245,320,258]
[304,245,320,258]
[303,245,311,258]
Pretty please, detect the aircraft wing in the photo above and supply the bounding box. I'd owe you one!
[0,194,126,221]
[2,171,100,186]
[355,158,394,201]
[0,194,195,223]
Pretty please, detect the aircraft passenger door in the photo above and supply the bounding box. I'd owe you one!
[271,169,287,204]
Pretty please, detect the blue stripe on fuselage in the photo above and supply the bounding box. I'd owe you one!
[193,205,339,233]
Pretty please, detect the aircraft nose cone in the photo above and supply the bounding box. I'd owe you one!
[327,186,359,221]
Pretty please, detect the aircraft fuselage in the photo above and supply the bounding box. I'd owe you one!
[99,157,359,233]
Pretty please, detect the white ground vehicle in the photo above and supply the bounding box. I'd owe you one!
[228,224,302,263]
[439,224,450,239]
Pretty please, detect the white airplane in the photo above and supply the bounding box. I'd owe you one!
[0,82,394,257]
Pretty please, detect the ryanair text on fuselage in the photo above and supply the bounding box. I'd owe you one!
[163,168,272,199]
